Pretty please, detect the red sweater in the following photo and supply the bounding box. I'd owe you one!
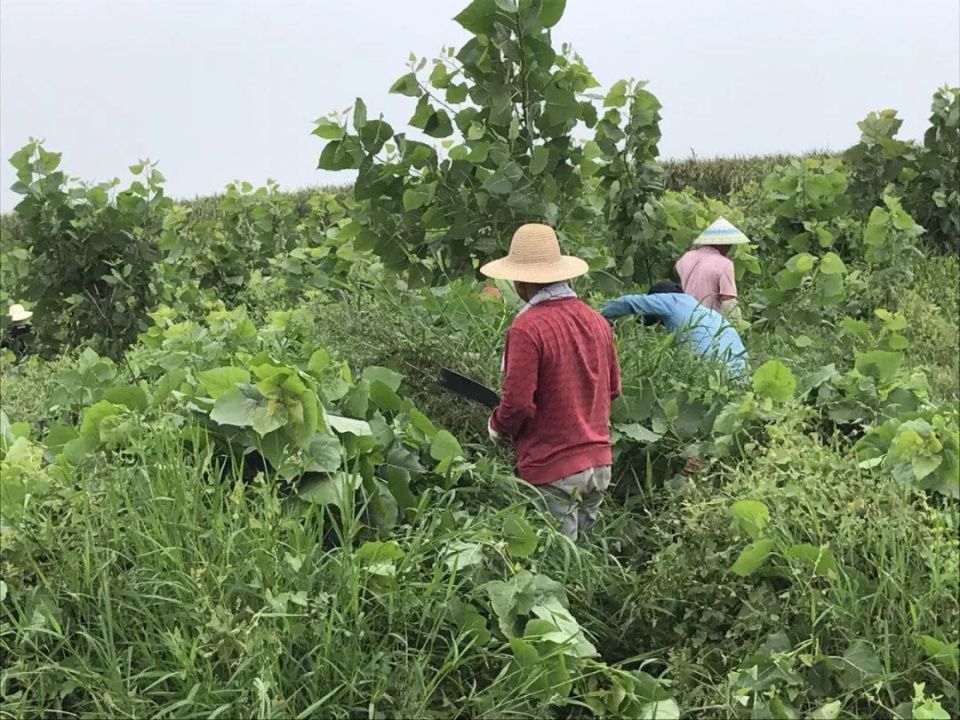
[490,298,621,485]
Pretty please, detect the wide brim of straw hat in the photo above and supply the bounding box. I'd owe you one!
[480,255,589,283]
[693,216,750,246]
[8,304,32,323]
[479,223,589,283]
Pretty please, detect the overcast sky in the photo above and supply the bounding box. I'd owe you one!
[1,0,958,211]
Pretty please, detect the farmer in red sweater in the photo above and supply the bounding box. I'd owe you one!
[480,223,621,541]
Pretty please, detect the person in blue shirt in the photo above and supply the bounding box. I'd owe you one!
[601,281,749,378]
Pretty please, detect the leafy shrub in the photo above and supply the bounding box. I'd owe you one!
[855,407,960,498]
[313,0,664,285]
[8,142,171,357]
[762,156,854,255]
[911,86,960,254]
[841,87,959,256]
[843,109,920,214]
[753,250,848,325]
[158,183,352,305]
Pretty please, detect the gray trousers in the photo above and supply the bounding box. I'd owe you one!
[535,466,612,542]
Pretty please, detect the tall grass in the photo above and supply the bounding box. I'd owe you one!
[0,420,659,718]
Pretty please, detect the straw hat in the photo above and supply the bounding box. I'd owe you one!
[479,224,588,283]
[693,216,750,246]
[7,303,32,323]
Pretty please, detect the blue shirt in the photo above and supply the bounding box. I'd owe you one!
[601,293,748,376]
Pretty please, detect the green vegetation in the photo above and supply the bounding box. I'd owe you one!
[1,0,957,717]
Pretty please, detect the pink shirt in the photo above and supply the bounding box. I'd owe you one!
[674,246,737,311]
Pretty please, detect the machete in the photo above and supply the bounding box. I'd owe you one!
[437,368,500,409]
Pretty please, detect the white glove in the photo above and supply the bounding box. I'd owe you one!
[488,417,508,445]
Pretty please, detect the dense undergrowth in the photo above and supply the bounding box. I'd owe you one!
[2,0,958,718]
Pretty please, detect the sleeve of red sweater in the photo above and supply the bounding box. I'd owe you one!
[490,325,538,437]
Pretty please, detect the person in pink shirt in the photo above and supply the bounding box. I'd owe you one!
[674,216,750,316]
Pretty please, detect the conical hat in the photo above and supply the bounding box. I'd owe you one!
[693,216,750,246]
[480,224,588,283]
[8,303,32,323]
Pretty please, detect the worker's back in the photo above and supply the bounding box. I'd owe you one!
[501,298,620,484]
[663,294,747,375]
[675,246,736,311]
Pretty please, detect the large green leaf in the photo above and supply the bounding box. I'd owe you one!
[312,118,343,140]
[249,403,287,437]
[359,119,394,154]
[446,83,469,104]
[731,538,776,576]
[615,422,662,444]
[101,385,148,412]
[61,434,98,466]
[482,171,513,195]
[543,84,580,128]
[840,640,883,688]
[389,72,420,97]
[297,473,357,513]
[303,433,343,473]
[407,407,438,441]
[424,109,453,138]
[307,348,331,376]
[369,381,403,413]
[752,360,797,403]
[863,207,890,246]
[917,634,960,674]
[819,251,846,275]
[529,597,596,658]
[44,425,79,455]
[316,138,362,171]
[447,597,492,644]
[403,188,427,211]
[483,570,564,638]
[728,499,770,540]
[503,513,538,558]
[209,384,263,428]
[198,367,251,399]
[530,146,549,175]
[78,400,123,440]
[786,252,816,274]
[855,350,903,383]
[362,366,404,392]
[809,701,842,720]
[443,541,486,571]
[355,540,405,564]
[454,0,499,34]
[623,671,680,719]
[604,79,627,108]
[328,414,373,437]
[539,0,566,27]
[384,445,425,474]
[784,543,840,578]
[430,430,463,463]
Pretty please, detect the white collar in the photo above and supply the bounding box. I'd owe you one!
[516,282,577,316]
